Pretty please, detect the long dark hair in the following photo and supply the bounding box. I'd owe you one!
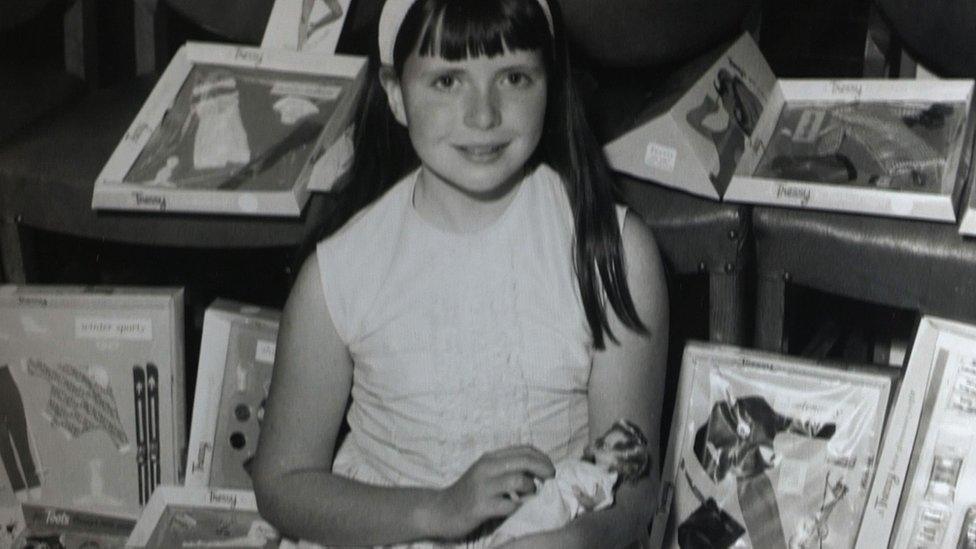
[303,0,645,349]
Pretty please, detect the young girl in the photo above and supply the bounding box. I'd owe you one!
[252,0,668,547]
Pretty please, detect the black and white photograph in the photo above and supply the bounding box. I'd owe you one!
[2,0,976,547]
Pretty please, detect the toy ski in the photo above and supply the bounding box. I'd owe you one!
[147,363,161,495]
[133,365,149,506]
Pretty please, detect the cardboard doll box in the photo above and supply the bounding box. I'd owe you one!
[0,286,186,526]
[185,300,280,490]
[93,41,366,216]
[604,32,778,201]
[957,158,976,236]
[8,503,136,549]
[855,316,975,549]
[883,317,976,549]
[649,342,893,549]
[124,486,277,548]
[605,33,976,222]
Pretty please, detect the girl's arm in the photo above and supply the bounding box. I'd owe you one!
[501,209,669,549]
[251,253,554,546]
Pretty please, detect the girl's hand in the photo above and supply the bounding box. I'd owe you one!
[427,445,555,540]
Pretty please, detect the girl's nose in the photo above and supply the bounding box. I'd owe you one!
[463,87,500,130]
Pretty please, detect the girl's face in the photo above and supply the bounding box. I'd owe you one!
[384,46,547,199]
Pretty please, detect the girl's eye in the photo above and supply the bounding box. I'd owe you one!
[432,74,458,90]
[504,72,532,88]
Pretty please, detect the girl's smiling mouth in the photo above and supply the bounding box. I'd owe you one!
[454,142,509,162]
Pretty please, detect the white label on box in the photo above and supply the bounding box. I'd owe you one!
[890,195,914,216]
[644,142,677,173]
[238,194,259,213]
[255,340,276,364]
[777,458,807,494]
[270,82,342,101]
[21,315,49,334]
[76,317,153,341]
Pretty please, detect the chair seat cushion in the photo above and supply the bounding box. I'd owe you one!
[753,205,976,322]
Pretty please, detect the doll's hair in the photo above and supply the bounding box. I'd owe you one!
[598,419,651,483]
[300,0,647,349]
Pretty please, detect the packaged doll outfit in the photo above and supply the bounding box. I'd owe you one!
[191,75,251,170]
[757,102,959,191]
[315,164,627,549]
[692,395,838,548]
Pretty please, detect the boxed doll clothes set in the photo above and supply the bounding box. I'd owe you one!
[605,32,976,222]
[885,317,976,549]
[125,486,277,548]
[185,300,280,491]
[0,286,185,543]
[8,503,136,549]
[93,42,366,215]
[649,342,893,549]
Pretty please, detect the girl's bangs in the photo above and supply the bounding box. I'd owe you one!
[415,0,550,60]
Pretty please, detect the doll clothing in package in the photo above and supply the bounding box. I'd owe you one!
[691,396,836,549]
[191,76,251,170]
[486,459,618,547]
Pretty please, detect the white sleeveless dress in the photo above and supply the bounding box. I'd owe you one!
[313,163,626,548]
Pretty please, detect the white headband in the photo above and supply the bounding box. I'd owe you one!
[377,0,554,66]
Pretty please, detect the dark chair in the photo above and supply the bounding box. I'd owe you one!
[751,1,976,354]
[753,208,976,352]
[619,176,750,344]
[0,0,89,145]
[875,0,976,78]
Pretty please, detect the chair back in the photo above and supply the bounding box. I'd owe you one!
[877,0,976,76]
[162,0,275,44]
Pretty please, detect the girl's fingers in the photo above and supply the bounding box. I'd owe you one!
[484,447,554,479]
[484,494,519,517]
[499,472,537,496]
[488,444,547,458]
[495,456,554,480]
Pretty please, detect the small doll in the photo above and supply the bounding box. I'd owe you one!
[486,419,650,547]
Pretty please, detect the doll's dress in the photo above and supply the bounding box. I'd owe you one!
[485,459,618,547]
[314,164,627,549]
[191,76,251,170]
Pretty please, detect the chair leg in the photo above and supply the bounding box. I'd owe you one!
[1,217,28,283]
[755,273,788,352]
[709,271,747,345]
